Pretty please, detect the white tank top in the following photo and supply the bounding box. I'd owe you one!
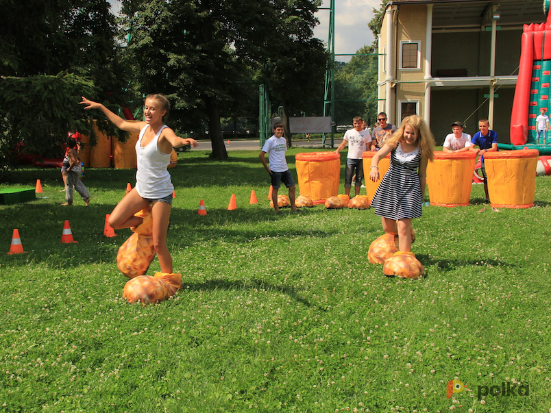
[135,124,174,199]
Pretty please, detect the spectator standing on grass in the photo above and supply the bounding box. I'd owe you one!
[371,112,397,151]
[80,94,198,274]
[536,107,549,145]
[61,137,90,206]
[443,121,472,153]
[259,123,298,214]
[335,116,372,197]
[470,119,498,203]
[369,115,435,253]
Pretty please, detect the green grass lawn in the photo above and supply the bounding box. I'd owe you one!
[1,149,550,412]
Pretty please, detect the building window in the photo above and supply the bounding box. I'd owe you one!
[399,101,419,121]
[400,41,420,70]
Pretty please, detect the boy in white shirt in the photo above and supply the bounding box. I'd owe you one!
[536,107,549,144]
[259,123,298,214]
[443,121,472,153]
[335,116,372,197]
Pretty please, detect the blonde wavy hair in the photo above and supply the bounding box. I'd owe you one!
[145,93,170,123]
[385,115,435,162]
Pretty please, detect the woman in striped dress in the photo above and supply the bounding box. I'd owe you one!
[369,115,435,253]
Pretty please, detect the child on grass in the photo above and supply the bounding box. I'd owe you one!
[80,94,198,274]
[369,115,435,254]
[259,122,298,214]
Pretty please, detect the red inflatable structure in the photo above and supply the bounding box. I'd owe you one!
[508,5,551,154]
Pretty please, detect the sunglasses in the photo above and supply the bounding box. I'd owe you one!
[378,118,386,121]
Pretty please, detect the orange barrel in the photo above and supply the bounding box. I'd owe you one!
[426,151,477,207]
[484,149,539,208]
[295,152,340,204]
[89,122,112,168]
[78,133,90,167]
[113,127,139,169]
[362,151,391,202]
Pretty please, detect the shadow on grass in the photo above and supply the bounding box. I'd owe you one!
[416,254,520,278]
[182,278,319,309]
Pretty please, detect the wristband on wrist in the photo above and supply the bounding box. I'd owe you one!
[370,166,379,170]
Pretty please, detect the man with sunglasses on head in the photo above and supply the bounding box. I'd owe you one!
[371,112,397,151]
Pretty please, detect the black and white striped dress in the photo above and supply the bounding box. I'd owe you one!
[371,143,423,220]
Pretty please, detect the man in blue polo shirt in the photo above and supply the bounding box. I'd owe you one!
[471,118,498,203]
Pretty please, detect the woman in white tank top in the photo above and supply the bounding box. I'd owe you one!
[80,94,198,274]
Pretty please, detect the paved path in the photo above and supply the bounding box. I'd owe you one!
[193,139,343,152]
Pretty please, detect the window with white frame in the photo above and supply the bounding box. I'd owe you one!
[399,101,419,121]
[400,41,420,70]
[381,45,386,74]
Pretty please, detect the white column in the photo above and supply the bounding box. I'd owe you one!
[424,4,433,126]
[385,7,394,119]
[489,5,498,129]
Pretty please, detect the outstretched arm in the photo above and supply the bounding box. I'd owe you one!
[80,97,143,133]
[160,128,198,150]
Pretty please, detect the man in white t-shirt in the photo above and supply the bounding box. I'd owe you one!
[443,121,472,153]
[536,107,549,144]
[259,123,298,214]
[335,116,372,197]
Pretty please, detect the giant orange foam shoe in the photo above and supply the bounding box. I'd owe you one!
[368,233,398,264]
[295,195,313,208]
[123,272,182,304]
[383,251,423,279]
[117,207,156,278]
[270,194,290,208]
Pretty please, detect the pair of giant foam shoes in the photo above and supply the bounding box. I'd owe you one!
[368,228,423,279]
[117,207,182,304]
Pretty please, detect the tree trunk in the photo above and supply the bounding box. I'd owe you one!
[207,97,228,160]
[282,105,293,148]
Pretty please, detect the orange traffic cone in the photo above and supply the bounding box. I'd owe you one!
[228,194,237,210]
[7,229,27,255]
[61,220,78,243]
[35,179,43,193]
[198,199,207,216]
[172,190,176,198]
[126,183,132,193]
[268,185,273,200]
[250,190,258,204]
[103,214,116,237]
[227,139,231,145]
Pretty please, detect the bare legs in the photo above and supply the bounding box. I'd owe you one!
[382,217,412,252]
[151,200,172,273]
[272,185,297,213]
[109,188,173,273]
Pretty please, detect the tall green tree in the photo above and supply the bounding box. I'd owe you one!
[120,0,327,155]
[334,45,379,126]
[262,0,327,147]
[0,0,128,178]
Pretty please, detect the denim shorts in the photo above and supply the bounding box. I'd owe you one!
[270,170,295,189]
[344,158,364,187]
[145,193,173,206]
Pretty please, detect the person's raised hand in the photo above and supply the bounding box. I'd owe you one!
[80,97,101,110]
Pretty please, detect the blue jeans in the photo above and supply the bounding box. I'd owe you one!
[537,129,547,142]
[344,158,363,188]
